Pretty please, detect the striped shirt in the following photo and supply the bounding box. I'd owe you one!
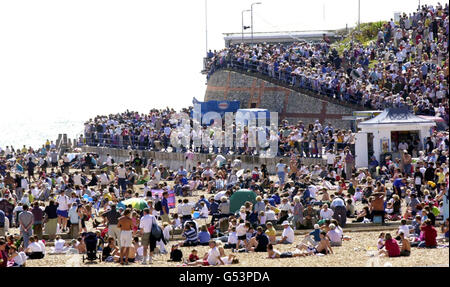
[183,228,198,243]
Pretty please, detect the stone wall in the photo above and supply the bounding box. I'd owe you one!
[205,70,357,129]
[82,146,325,174]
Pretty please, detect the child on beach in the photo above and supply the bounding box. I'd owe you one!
[188,249,199,262]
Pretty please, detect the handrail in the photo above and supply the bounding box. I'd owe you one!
[206,57,368,110]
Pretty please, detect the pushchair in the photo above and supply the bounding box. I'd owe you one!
[82,232,101,263]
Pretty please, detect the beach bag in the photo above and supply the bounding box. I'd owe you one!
[373,216,383,224]
[151,221,163,240]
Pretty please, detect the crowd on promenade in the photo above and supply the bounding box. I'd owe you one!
[206,4,449,121]
[0,119,448,266]
[81,108,360,158]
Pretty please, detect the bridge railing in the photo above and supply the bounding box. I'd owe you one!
[206,56,368,107]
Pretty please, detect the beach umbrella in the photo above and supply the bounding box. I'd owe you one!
[120,198,149,210]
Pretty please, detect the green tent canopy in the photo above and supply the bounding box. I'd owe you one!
[229,189,257,214]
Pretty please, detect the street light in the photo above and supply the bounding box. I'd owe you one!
[358,0,360,32]
[251,2,262,47]
[242,9,251,43]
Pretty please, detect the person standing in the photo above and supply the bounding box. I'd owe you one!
[330,193,347,228]
[139,208,156,265]
[275,159,287,190]
[44,200,58,240]
[344,148,354,180]
[185,149,195,172]
[19,204,34,248]
[160,191,170,224]
[31,201,44,239]
[116,163,127,197]
[117,208,133,265]
[102,204,121,246]
[56,190,70,233]
[68,203,80,239]
[27,158,36,181]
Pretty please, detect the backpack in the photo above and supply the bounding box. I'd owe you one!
[154,201,162,212]
[151,220,163,241]
[170,248,183,262]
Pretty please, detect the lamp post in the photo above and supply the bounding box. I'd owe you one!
[358,0,360,32]
[242,9,251,43]
[251,2,262,47]
[205,0,208,57]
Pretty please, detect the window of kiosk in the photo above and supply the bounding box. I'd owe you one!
[391,131,420,153]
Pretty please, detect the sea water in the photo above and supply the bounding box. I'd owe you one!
[0,118,84,150]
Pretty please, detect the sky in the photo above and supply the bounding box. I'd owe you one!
[0,0,442,122]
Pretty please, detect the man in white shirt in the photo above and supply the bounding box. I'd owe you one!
[396,219,411,238]
[206,241,224,266]
[116,163,127,196]
[179,199,194,224]
[73,171,82,187]
[277,221,294,244]
[320,204,334,220]
[139,208,156,264]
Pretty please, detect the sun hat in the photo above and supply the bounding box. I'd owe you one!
[314,224,320,229]
[282,221,290,226]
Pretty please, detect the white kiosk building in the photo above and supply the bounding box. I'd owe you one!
[355,108,436,168]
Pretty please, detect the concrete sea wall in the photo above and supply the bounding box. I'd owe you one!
[82,146,325,174]
[205,70,357,129]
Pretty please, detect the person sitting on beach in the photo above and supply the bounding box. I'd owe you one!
[377,233,385,250]
[76,236,87,254]
[265,222,277,244]
[25,237,44,259]
[277,221,294,244]
[246,226,269,253]
[223,226,238,249]
[8,245,27,267]
[418,219,438,248]
[398,232,411,257]
[198,225,211,246]
[186,240,224,266]
[102,237,119,262]
[188,249,199,262]
[51,235,68,254]
[179,223,198,247]
[379,233,400,257]
[297,231,333,255]
[266,243,305,259]
[327,223,343,247]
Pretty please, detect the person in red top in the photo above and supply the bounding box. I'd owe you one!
[188,249,199,262]
[379,233,400,257]
[419,219,437,248]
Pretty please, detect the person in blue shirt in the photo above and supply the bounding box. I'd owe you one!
[161,192,170,224]
[209,197,220,224]
[271,193,281,205]
[393,177,406,196]
[195,195,210,210]
[300,224,322,247]
[198,225,211,246]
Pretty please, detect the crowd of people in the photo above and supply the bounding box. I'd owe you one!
[0,117,448,266]
[206,4,449,121]
[0,3,449,268]
[81,106,361,160]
